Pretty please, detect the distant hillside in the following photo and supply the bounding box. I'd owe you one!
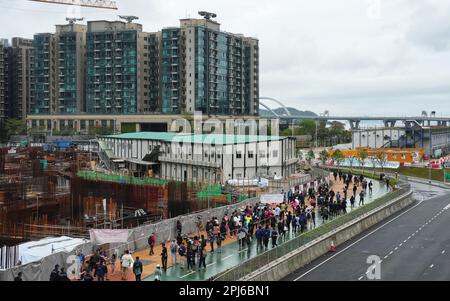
[259,107,318,118]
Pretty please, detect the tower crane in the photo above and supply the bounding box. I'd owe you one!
[28,0,118,10]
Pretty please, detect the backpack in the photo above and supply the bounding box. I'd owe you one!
[170,244,177,253]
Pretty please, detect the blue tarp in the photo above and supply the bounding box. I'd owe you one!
[54,141,73,149]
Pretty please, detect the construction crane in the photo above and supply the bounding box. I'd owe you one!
[118,15,139,23]
[66,17,84,24]
[29,0,118,10]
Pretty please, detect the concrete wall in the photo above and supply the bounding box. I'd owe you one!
[242,189,414,281]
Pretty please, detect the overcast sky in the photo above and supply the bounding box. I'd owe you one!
[1,0,450,117]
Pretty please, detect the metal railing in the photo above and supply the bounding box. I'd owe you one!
[214,182,411,281]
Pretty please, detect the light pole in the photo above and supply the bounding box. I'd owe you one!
[429,127,432,186]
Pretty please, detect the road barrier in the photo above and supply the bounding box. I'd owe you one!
[214,180,412,281]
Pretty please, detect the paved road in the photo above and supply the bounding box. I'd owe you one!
[283,182,450,281]
[144,180,388,281]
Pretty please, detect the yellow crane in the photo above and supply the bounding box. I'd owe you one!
[28,0,118,10]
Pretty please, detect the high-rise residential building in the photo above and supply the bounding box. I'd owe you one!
[32,33,58,114]
[147,32,161,112]
[6,38,34,120]
[32,24,86,115]
[85,20,150,114]
[161,17,259,116]
[56,24,87,114]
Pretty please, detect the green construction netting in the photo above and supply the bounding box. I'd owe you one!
[77,170,168,186]
[196,186,223,199]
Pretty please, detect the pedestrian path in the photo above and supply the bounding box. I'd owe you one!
[143,177,388,281]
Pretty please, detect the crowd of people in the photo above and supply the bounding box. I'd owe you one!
[148,172,375,278]
[38,172,377,282]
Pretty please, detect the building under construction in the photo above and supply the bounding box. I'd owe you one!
[0,143,248,245]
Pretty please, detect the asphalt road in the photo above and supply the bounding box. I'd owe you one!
[283,182,450,281]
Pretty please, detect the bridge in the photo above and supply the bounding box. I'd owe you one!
[259,97,450,130]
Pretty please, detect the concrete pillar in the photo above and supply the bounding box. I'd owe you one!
[349,120,361,130]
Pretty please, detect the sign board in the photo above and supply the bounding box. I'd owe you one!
[89,229,130,245]
[260,194,284,204]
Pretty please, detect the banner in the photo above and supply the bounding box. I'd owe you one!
[89,229,130,245]
[260,194,284,204]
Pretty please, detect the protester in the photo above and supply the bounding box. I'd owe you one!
[148,233,156,256]
[160,243,168,272]
[14,272,23,281]
[133,257,143,281]
[170,240,178,266]
[120,250,134,281]
[49,264,60,281]
[154,264,162,281]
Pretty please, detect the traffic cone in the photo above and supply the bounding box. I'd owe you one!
[330,241,336,252]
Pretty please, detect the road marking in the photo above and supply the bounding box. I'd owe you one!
[399,243,403,247]
[222,255,233,260]
[443,204,450,210]
[430,264,434,269]
[442,250,446,254]
[384,255,388,259]
[358,276,364,281]
[180,271,196,278]
[293,199,425,281]
[394,247,398,251]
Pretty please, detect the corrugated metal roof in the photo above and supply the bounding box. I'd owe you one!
[104,132,286,145]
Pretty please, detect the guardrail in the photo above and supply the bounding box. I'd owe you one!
[214,180,411,281]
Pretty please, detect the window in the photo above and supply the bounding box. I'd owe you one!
[248,151,254,159]
[273,150,279,158]
[236,151,242,159]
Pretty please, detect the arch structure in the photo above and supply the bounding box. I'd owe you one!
[259,97,292,117]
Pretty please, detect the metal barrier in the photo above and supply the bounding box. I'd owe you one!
[214,182,411,281]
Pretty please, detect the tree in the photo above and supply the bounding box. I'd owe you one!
[319,149,330,166]
[280,128,293,137]
[357,149,369,173]
[297,120,316,136]
[374,151,388,172]
[306,150,315,164]
[332,149,345,168]
[5,119,27,136]
[348,155,357,172]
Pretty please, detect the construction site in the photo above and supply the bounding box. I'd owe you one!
[0,141,262,246]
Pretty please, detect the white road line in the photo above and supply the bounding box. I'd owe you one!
[358,276,364,280]
[430,264,434,269]
[180,271,196,278]
[442,250,446,254]
[222,255,233,260]
[443,204,450,210]
[394,247,398,251]
[384,255,388,259]
[293,199,425,281]
[399,243,403,247]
